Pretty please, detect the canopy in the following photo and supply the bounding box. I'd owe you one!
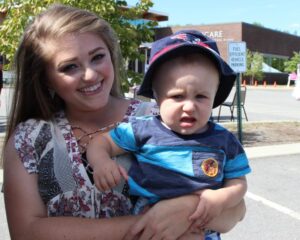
[262,62,282,73]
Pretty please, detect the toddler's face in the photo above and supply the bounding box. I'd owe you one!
[153,55,219,135]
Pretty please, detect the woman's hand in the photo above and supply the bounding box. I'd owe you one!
[178,231,205,240]
[123,195,199,240]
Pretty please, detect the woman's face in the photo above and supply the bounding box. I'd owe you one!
[46,32,114,113]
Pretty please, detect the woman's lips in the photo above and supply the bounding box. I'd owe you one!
[78,81,102,95]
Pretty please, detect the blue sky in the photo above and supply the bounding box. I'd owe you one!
[127,0,300,35]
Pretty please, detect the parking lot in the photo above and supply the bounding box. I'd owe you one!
[223,153,300,239]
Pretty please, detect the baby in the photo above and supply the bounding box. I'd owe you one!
[87,30,251,239]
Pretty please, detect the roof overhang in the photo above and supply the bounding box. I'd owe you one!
[119,5,168,22]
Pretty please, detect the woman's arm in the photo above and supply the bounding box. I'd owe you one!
[124,194,246,239]
[3,136,139,240]
[124,194,200,240]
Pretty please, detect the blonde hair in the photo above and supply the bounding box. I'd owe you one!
[6,4,125,142]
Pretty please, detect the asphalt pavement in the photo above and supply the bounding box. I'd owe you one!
[1,86,300,240]
[223,153,300,240]
[212,86,300,122]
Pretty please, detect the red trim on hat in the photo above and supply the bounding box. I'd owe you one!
[150,43,181,64]
[196,41,209,48]
[171,33,188,41]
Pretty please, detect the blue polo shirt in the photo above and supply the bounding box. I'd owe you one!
[110,115,251,202]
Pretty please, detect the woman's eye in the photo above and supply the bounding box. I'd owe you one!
[92,53,105,62]
[59,64,78,73]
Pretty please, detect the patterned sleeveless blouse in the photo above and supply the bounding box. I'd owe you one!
[14,99,158,218]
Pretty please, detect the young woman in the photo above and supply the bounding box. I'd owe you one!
[3,4,245,240]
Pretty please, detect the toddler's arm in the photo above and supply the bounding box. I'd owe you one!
[189,177,247,226]
[87,132,128,191]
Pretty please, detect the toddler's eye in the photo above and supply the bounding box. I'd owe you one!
[171,95,183,100]
[196,94,206,99]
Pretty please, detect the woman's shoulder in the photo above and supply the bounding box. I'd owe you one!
[13,118,54,173]
[15,118,51,138]
[124,98,159,120]
[15,111,67,139]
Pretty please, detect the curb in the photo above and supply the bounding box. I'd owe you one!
[1,143,300,184]
[245,142,300,159]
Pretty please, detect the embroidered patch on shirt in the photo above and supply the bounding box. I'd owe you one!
[201,158,219,177]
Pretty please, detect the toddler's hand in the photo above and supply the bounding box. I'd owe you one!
[189,189,224,226]
[93,159,128,191]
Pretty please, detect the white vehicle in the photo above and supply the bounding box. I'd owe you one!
[3,71,15,84]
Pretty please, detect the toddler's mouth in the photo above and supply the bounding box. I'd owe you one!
[180,116,196,123]
[180,117,196,127]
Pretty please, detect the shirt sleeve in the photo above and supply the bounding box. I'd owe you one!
[223,133,251,179]
[109,122,138,152]
[14,119,52,174]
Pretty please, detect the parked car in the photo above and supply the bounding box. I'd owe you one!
[3,70,15,85]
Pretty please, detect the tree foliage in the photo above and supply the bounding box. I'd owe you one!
[0,0,157,91]
[284,51,300,73]
[252,22,264,28]
[244,49,263,84]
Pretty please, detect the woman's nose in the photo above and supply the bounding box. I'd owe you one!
[82,66,97,81]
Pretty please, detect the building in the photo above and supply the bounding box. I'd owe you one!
[153,22,300,84]
[126,8,168,74]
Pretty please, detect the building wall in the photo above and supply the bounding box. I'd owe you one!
[155,22,300,60]
[156,23,243,61]
[242,23,300,57]
[155,22,300,84]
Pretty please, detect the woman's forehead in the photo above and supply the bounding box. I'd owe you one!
[44,33,107,59]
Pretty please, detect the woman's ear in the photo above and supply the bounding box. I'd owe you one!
[46,80,56,99]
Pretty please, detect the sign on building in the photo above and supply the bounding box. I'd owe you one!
[228,41,247,73]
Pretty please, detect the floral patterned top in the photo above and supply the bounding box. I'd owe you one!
[14,99,158,218]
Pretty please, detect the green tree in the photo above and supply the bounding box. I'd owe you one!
[252,22,264,28]
[271,57,285,72]
[0,0,156,91]
[244,49,263,84]
[284,51,300,73]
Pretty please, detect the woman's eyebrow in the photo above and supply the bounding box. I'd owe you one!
[89,47,105,55]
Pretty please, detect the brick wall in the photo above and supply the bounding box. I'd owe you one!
[155,22,300,60]
[154,23,300,84]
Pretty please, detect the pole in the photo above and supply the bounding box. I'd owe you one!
[236,73,243,144]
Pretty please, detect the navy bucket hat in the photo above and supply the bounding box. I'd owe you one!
[137,30,237,108]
